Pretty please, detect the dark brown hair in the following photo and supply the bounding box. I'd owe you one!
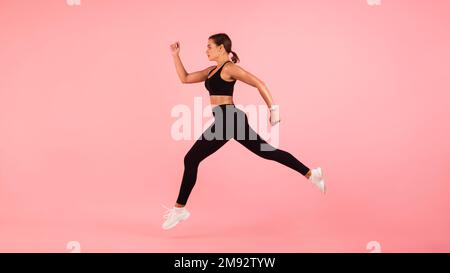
[208,33,240,63]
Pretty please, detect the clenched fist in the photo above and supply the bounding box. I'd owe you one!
[170,41,180,56]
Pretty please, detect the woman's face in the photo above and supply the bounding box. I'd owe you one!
[206,39,223,61]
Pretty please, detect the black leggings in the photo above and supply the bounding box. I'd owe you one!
[176,104,310,205]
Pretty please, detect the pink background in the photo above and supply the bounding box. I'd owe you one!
[1,0,449,252]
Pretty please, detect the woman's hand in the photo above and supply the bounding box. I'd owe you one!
[269,105,281,126]
[170,41,180,56]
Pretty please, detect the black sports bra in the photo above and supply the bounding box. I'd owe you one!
[204,60,236,96]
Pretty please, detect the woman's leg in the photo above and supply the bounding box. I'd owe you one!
[233,110,310,177]
[175,121,229,206]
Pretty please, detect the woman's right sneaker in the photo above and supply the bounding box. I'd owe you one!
[161,205,191,230]
[308,167,326,194]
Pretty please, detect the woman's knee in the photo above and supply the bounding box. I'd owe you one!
[183,151,200,167]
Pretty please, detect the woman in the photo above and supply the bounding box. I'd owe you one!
[162,33,326,230]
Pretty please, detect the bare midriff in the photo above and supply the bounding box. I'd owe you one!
[210,95,234,107]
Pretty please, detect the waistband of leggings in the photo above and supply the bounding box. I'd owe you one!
[212,103,235,109]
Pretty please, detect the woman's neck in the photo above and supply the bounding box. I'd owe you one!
[216,58,230,66]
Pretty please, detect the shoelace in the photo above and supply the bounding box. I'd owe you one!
[161,204,180,220]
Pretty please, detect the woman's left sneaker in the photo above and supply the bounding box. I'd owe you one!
[161,205,191,230]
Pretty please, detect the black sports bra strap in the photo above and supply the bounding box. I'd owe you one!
[222,60,231,67]
[217,60,230,71]
[208,67,216,76]
[220,60,230,67]
[208,61,231,77]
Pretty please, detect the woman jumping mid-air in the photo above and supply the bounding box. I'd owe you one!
[163,33,326,230]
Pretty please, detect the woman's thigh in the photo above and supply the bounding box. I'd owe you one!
[185,121,229,163]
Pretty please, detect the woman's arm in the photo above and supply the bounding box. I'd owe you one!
[172,53,215,84]
[226,64,280,125]
[172,54,189,83]
[170,41,193,83]
[225,64,275,108]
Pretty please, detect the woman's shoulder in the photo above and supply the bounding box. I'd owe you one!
[223,61,238,70]
[223,61,244,73]
[222,61,240,81]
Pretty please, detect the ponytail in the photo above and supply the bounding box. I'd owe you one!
[230,50,240,63]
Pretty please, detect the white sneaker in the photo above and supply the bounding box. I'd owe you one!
[161,204,190,230]
[308,167,326,194]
